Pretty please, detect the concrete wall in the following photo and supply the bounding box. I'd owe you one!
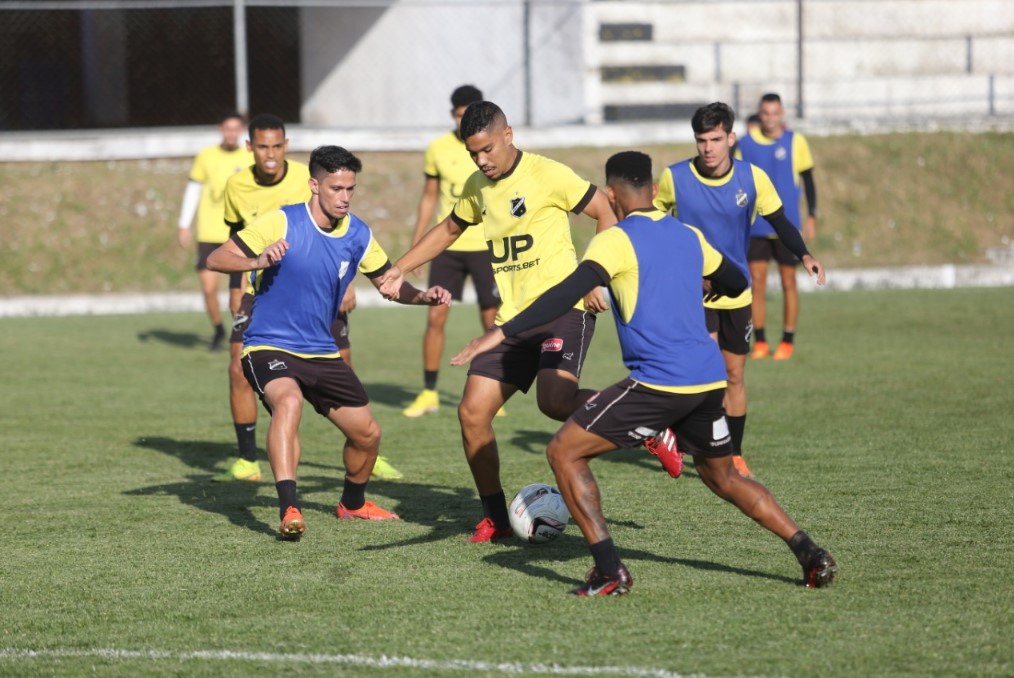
[299,0,584,129]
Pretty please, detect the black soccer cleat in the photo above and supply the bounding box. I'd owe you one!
[803,549,837,588]
[569,564,634,596]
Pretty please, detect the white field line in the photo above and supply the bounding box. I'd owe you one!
[0,647,773,678]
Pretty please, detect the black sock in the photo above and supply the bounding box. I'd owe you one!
[787,530,821,566]
[727,414,746,456]
[234,423,257,462]
[480,491,510,530]
[782,331,795,344]
[424,370,438,391]
[755,327,767,343]
[275,480,298,519]
[340,478,368,511]
[589,538,622,578]
[213,323,225,337]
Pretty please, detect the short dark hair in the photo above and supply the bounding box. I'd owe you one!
[451,85,484,109]
[309,145,362,178]
[219,111,245,125]
[746,113,762,126]
[248,113,286,140]
[605,151,653,189]
[760,92,782,105]
[459,101,506,140]
[691,102,735,135]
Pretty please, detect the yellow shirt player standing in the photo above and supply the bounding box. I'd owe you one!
[378,101,616,543]
[403,85,502,418]
[177,112,251,351]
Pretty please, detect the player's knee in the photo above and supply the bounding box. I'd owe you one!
[351,419,381,452]
[457,397,489,429]
[537,390,573,421]
[228,358,245,384]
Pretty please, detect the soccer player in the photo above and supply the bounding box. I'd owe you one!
[654,102,826,478]
[402,85,502,419]
[377,100,617,543]
[207,145,450,539]
[217,115,399,482]
[451,151,837,595]
[176,112,251,351]
[737,93,818,361]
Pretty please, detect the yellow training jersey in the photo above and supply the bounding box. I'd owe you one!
[223,160,312,233]
[188,144,252,243]
[452,151,595,324]
[423,131,486,252]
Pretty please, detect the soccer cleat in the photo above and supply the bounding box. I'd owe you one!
[772,341,795,360]
[209,325,226,352]
[212,458,262,482]
[645,428,683,478]
[732,454,753,478]
[751,340,770,360]
[336,500,400,521]
[803,549,837,588]
[403,389,439,417]
[569,564,634,596]
[495,405,507,417]
[279,506,305,541]
[468,517,514,543]
[371,456,404,480]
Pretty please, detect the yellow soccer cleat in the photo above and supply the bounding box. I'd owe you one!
[212,458,262,482]
[402,389,439,417]
[371,455,404,480]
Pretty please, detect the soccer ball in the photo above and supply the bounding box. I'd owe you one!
[508,483,570,543]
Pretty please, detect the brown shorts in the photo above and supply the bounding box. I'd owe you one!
[571,379,733,457]
[195,242,223,271]
[468,308,595,393]
[242,349,369,416]
[330,312,351,351]
[230,292,255,344]
[429,250,500,310]
[704,305,753,355]
[748,237,798,266]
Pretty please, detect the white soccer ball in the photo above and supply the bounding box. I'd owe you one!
[508,483,570,543]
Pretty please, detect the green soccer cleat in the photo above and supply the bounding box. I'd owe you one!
[212,458,262,482]
[371,455,404,480]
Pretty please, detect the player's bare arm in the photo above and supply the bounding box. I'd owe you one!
[207,238,289,273]
[408,176,441,279]
[579,189,618,312]
[378,215,464,299]
[449,327,507,366]
[370,276,452,308]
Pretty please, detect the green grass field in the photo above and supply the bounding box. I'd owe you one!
[2,288,1012,677]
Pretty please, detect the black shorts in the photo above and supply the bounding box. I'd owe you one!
[195,242,223,272]
[704,305,753,355]
[748,237,798,266]
[429,250,500,310]
[330,312,351,351]
[468,308,595,393]
[571,379,733,457]
[229,271,251,290]
[242,349,369,416]
[230,292,255,344]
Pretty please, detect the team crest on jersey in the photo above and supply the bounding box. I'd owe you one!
[510,196,527,218]
[339,261,350,278]
[735,188,748,208]
[775,146,788,161]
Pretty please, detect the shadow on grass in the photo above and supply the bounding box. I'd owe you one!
[482,537,799,588]
[136,329,209,349]
[359,381,430,409]
[128,435,479,544]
